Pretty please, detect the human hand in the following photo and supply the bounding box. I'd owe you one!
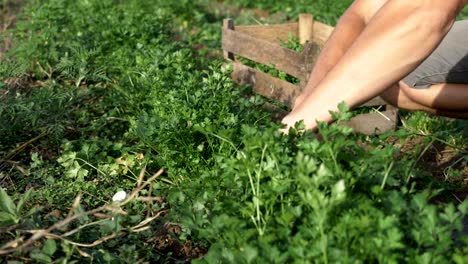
[279,114,305,135]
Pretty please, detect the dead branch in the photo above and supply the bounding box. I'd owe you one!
[0,168,166,256]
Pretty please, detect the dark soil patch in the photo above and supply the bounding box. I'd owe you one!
[393,136,468,204]
[399,136,467,184]
[151,223,207,262]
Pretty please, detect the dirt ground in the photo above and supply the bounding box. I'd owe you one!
[421,141,467,185]
[398,136,468,195]
[152,223,207,262]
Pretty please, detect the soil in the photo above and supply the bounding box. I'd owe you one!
[395,135,468,202]
[398,136,467,182]
[151,223,207,262]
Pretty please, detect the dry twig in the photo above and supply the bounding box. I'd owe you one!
[0,167,166,256]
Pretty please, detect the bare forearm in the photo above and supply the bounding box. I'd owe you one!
[309,13,365,85]
[318,1,460,105]
[295,0,382,107]
[285,0,464,130]
[303,11,366,93]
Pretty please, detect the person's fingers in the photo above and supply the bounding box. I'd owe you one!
[279,127,290,135]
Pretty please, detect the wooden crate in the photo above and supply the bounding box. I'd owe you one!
[222,14,398,135]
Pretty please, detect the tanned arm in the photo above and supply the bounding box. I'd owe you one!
[282,0,466,131]
[294,0,387,107]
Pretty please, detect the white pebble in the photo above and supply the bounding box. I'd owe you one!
[112,190,127,202]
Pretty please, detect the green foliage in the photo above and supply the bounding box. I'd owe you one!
[174,123,467,263]
[0,0,467,262]
[0,188,32,227]
[30,239,57,263]
[458,6,468,20]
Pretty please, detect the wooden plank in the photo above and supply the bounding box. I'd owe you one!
[312,21,334,45]
[223,28,305,78]
[299,14,313,44]
[340,109,397,135]
[235,20,333,46]
[223,19,235,60]
[299,42,321,84]
[231,62,300,107]
[236,23,298,44]
[360,96,388,107]
[386,104,398,112]
[262,102,289,121]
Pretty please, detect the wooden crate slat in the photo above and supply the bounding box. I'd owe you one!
[312,22,334,45]
[236,23,298,44]
[223,19,235,60]
[222,28,305,79]
[235,21,334,46]
[232,62,300,107]
[299,42,322,85]
[361,96,388,107]
[299,14,314,44]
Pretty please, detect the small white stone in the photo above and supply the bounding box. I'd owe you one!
[112,190,127,202]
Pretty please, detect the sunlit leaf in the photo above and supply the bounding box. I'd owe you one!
[0,188,16,215]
